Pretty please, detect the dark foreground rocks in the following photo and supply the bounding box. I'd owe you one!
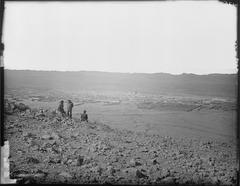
[5,108,237,185]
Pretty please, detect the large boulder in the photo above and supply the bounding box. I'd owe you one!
[4,100,15,114]
[10,102,31,112]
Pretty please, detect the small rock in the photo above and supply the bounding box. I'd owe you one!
[43,142,52,149]
[77,156,84,166]
[106,166,115,176]
[140,148,149,152]
[14,173,33,179]
[11,170,29,178]
[129,158,142,167]
[17,177,37,184]
[41,134,51,140]
[91,166,103,175]
[151,158,158,165]
[122,167,148,179]
[48,140,57,145]
[83,157,92,164]
[122,167,138,175]
[25,139,33,146]
[136,170,148,178]
[17,150,24,155]
[124,140,132,143]
[51,132,59,140]
[161,176,175,184]
[66,159,73,164]
[211,177,220,184]
[186,162,193,167]
[219,172,225,177]
[59,171,72,178]
[58,171,73,182]
[35,113,45,117]
[31,145,39,151]
[71,132,79,138]
[26,157,40,164]
[177,154,184,158]
[161,169,170,178]
[192,174,202,184]
[70,142,82,149]
[48,158,61,164]
[33,173,46,179]
[22,132,29,137]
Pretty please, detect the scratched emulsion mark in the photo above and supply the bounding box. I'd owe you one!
[1,141,16,184]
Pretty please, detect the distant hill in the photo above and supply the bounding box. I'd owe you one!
[5,70,237,98]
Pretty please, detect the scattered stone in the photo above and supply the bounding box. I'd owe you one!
[70,142,82,149]
[91,166,103,175]
[140,148,149,153]
[136,170,148,178]
[15,103,31,112]
[122,167,138,175]
[58,171,73,182]
[129,158,142,167]
[46,140,56,146]
[51,132,60,140]
[4,105,238,184]
[48,158,61,164]
[41,134,51,140]
[26,157,40,164]
[161,176,175,184]
[83,157,92,164]
[51,146,60,154]
[31,145,39,151]
[22,132,29,137]
[35,112,45,117]
[211,176,220,184]
[124,140,132,143]
[77,156,84,166]
[17,177,37,184]
[71,131,79,138]
[11,170,30,178]
[66,159,73,164]
[161,169,170,178]
[106,166,116,176]
[151,158,158,165]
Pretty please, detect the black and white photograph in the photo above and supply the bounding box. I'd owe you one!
[2,1,238,184]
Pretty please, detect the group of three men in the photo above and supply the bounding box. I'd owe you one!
[57,100,88,122]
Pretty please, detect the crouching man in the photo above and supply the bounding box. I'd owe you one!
[80,110,88,122]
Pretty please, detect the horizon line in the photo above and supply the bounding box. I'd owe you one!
[5,68,237,76]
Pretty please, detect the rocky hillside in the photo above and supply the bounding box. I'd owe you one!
[4,103,237,185]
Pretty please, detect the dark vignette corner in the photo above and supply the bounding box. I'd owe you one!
[0,0,5,147]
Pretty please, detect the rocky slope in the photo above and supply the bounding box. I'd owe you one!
[4,104,238,185]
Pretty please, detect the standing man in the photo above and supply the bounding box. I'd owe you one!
[80,110,88,122]
[57,100,66,117]
[66,100,74,119]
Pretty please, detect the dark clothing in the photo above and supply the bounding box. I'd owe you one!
[67,101,74,118]
[57,103,65,116]
[81,113,88,122]
[67,110,72,118]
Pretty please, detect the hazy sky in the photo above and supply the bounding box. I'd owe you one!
[3,1,237,74]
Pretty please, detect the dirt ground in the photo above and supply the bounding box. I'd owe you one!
[4,89,238,184]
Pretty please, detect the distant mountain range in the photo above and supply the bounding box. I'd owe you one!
[5,70,237,98]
